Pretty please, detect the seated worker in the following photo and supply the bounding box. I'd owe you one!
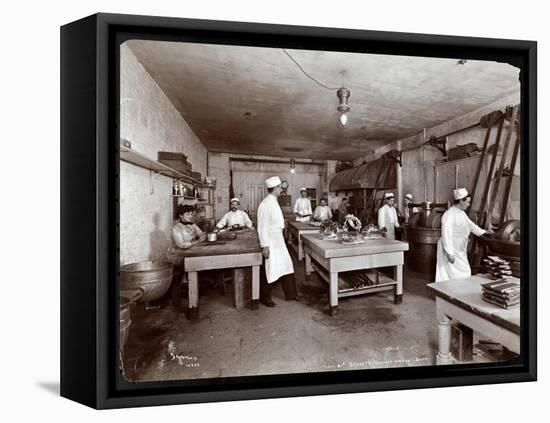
[172,204,206,249]
[313,198,333,222]
[294,188,313,222]
[214,197,253,231]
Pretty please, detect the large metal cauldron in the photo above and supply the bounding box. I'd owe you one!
[407,226,440,280]
[120,261,174,302]
[120,289,142,349]
[405,202,447,281]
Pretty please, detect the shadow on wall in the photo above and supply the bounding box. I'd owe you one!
[149,212,170,261]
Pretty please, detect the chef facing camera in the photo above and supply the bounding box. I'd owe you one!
[257,176,303,307]
[378,192,400,240]
[214,197,253,231]
[435,188,493,282]
[294,187,313,222]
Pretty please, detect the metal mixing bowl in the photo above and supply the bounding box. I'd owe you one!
[120,261,174,302]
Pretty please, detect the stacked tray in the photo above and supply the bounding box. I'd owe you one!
[481,278,520,309]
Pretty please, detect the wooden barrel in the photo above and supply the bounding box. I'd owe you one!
[407,227,440,281]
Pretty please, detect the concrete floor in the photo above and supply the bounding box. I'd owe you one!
[121,258,508,382]
[122,257,441,382]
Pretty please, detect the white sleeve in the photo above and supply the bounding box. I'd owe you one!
[243,211,253,228]
[172,227,186,248]
[378,207,386,229]
[327,207,332,220]
[467,216,486,237]
[257,204,270,248]
[441,211,454,256]
[216,212,228,228]
[393,208,400,228]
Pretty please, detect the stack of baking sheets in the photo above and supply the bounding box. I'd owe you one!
[481,279,520,309]
[483,256,513,279]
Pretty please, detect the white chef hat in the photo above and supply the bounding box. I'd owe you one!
[453,188,469,201]
[230,197,240,204]
[265,176,281,188]
[384,192,395,199]
[405,193,413,201]
[300,187,307,192]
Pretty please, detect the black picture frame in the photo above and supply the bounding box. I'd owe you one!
[60,12,537,409]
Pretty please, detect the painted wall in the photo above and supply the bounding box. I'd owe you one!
[351,92,520,217]
[120,43,208,265]
[208,152,335,220]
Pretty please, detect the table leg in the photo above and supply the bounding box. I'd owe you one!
[304,252,312,280]
[298,237,303,261]
[329,271,339,316]
[394,264,403,304]
[436,308,453,365]
[251,265,260,310]
[187,271,199,321]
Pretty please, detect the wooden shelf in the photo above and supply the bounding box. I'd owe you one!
[120,145,204,185]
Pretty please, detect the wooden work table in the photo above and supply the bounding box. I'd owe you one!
[288,221,322,260]
[168,229,262,320]
[301,233,409,315]
[427,275,520,364]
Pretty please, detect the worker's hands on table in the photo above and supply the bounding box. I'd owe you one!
[262,247,270,259]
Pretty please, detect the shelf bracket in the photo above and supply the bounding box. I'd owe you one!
[149,169,164,195]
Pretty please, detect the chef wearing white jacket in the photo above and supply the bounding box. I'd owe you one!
[294,188,313,222]
[257,176,301,306]
[215,198,253,230]
[378,192,400,239]
[435,188,487,282]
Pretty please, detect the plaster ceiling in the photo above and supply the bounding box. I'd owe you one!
[125,40,520,161]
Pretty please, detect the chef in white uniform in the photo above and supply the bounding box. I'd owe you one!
[403,193,419,224]
[257,176,301,306]
[435,188,487,282]
[313,198,332,221]
[215,197,253,230]
[294,188,313,222]
[378,192,400,239]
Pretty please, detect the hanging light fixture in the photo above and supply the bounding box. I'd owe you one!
[290,158,296,174]
[336,72,351,128]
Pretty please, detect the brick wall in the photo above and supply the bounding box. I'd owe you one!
[120,43,207,265]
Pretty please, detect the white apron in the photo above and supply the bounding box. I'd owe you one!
[257,194,294,283]
[435,206,486,282]
[378,204,399,240]
[294,197,312,222]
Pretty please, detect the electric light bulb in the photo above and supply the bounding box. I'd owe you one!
[339,112,348,127]
[290,168,296,174]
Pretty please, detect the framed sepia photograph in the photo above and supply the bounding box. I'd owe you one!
[60,13,536,409]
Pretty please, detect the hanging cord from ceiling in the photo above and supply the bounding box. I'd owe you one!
[282,49,340,91]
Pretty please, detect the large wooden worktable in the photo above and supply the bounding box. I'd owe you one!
[288,221,322,260]
[301,233,409,315]
[168,230,262,320]
[427,275,520,364]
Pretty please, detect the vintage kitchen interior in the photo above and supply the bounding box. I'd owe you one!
[118,39,522,382]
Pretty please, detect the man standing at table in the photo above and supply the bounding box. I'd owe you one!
[378,192,400,239]
[294,187,313,222]
[257,176,302,307]
[314,198,332,222]
[435,188,488,282]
